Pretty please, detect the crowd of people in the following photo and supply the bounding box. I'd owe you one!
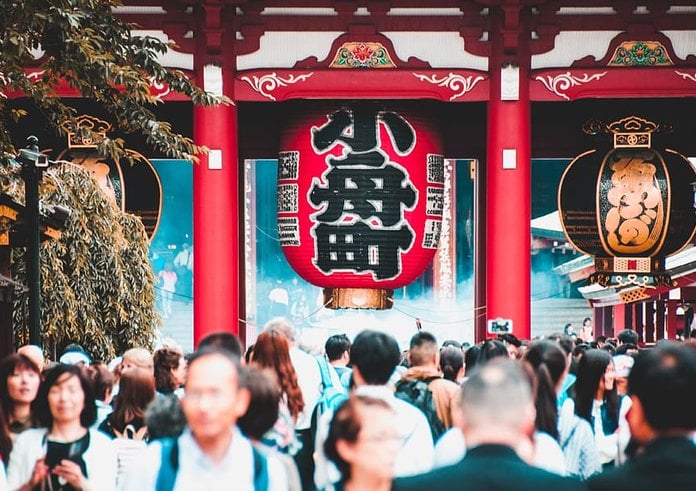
[1,318,696,490]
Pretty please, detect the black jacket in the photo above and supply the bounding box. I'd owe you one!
[588,436,696,491]
[392,444,585,491]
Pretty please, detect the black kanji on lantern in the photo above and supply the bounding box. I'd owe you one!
[314,222,414,279]
[309,104,418,280]
[309,165,416,226]
[312,104,416,166]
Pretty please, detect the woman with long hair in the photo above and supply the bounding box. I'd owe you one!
[98,367,155,439]
[98,367,155,488]
[0,354,41,439]
[324,395,399,491]
[7,364,117,490]
[153,347,186,396]
[251,330,304,454]
[574,349,631,469]
[523,340,601,479]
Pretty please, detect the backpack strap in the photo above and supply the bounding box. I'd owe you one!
[156,437,179,491]
[561,419,580,451]
[315,355,334,389]
[252,445,269,491]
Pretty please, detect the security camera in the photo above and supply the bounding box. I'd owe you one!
[17,136,49,168]
[17,148,49,167]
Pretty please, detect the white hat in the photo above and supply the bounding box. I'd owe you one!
[613,354,635,378]
[59,347,91,365]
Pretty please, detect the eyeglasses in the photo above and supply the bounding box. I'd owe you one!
[183,389,233,405]
[358,432,403,444]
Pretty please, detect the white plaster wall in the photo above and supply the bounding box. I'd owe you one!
[237,32,342,70]
[384,32,488,70]
[663,31,696,61]
[532,31,622,69]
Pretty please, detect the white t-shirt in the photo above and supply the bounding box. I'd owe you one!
[118,427,288,491]
[7,428,118,491]
[590,396,632,465]
[434,427,567,475]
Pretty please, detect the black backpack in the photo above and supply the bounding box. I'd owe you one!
[394,376,446,442]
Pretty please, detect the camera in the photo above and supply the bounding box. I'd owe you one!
[17,147,49,167]
[487,318,513,334]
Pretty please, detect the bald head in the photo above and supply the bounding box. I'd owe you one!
[460,359,534,433]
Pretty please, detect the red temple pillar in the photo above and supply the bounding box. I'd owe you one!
[485,62,531,340]
[666,300,678,340]
[612,304,626,338]
[193,62,239,346]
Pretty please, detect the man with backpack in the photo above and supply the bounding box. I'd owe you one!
[314,330,434,489]
[396,332,460,442]
[120,347,288,490]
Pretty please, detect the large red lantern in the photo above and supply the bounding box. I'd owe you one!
[278,103,444,308]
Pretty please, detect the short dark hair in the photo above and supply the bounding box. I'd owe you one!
[197,332,243,358]
[546,333,574,356]
[409,331,437,350]
[477,339,509,365]
[350,330,400,385]
[615,343,638,356]
[325,334,351,362]
[617,329,639,346]
[85,363,114,401]
[238,367,280,440]
[601,343,616,355]
[573,343,591,357]
[145,393,185,439]
[33,364,97,428]
[629,342,696,432]
[498,333,521,348]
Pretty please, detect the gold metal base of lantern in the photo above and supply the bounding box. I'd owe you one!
[323,288,394,310]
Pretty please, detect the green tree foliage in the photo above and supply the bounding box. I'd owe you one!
[1,161,159,360]
[0,1,212,357]
[0,0,226,161]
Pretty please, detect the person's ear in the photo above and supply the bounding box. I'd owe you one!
[521,401,537,439]
[335,439,356,463]
[627,395,654,443]
[234,386,251,417]
[351,366,366,386]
